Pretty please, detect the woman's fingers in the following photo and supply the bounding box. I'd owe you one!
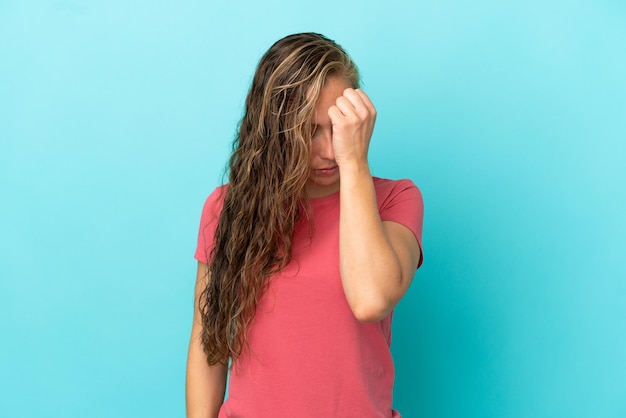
[331,89,374,125]
[355,89,376,119]
[327,88,376,167]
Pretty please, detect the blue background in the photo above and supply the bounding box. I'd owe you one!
[1,1,625,417]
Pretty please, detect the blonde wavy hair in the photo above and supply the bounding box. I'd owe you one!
[199,33,360,366]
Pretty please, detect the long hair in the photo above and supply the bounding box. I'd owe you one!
[199,33,360,366]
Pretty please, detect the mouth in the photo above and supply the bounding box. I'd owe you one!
[314,166,339,176]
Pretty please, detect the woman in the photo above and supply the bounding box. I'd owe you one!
[186,32,424,418]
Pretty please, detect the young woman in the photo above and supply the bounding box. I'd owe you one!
[186,32,424,418]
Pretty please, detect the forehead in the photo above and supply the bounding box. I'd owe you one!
[313,77,351,123]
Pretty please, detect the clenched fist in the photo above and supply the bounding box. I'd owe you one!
[328,85,376,168]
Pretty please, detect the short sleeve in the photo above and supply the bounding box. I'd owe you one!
[376,178,424,268]
[194,186,227,264]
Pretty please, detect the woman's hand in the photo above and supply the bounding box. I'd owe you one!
[327,88,377,169]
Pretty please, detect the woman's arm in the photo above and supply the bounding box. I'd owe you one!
[330,89,421,322]
[186,262,227,418]
[339,167,421,322]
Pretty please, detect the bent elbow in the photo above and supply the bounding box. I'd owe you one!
[346,271,404,323]
[351,298,395,322]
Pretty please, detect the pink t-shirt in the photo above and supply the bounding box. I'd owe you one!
[195,177,424,418]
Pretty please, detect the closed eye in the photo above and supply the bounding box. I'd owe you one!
[311,124,321,139]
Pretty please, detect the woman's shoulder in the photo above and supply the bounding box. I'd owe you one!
[199,184,229,220]
[372,176,421,194]
[205,184,229,202]
[372,176,423,211]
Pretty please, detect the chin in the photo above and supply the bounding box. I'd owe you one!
[306,179,340,197]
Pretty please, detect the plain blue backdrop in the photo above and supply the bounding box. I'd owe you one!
[1,1,625,417]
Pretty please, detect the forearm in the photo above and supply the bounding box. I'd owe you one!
[186,329,227,418]
[339,163,403,322]
[187,262,228,418]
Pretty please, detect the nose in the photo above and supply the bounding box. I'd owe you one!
[318,130,335,160]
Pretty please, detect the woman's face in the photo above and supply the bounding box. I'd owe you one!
[305,76,351,198]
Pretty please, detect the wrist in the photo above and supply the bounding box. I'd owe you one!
[338,159,371,179]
